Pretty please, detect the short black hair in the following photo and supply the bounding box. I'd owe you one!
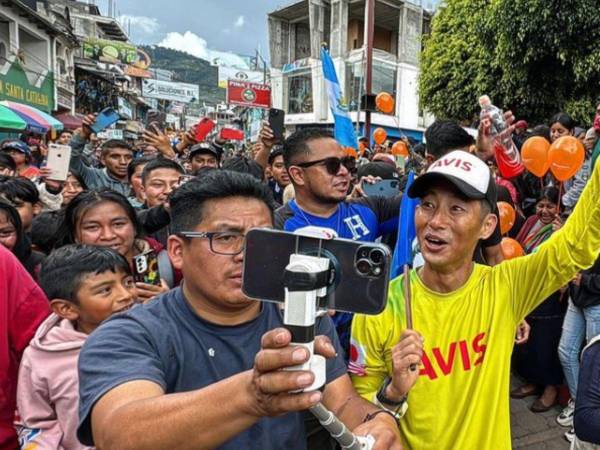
[127,155,156,181]
[424,120,475,160]
[0,175,39,204]
[221,156,264,181]
[141,157,184,185]
[282,128,334,167]
[30,210,63,255]
[0,153,16,172]
[102,139,133,155]
[170,170,274,234]
[531,125,551,141]
[268,146,284,166]
[39,244,130,304]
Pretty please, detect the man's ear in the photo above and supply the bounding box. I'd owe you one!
[287,166,305,186]
[32,201,42,216]
[139,184,147,201]
[168,235,185,271]
[50,298,80,322]
[480,212,499,240]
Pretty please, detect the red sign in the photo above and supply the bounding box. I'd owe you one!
[227,80,271,109]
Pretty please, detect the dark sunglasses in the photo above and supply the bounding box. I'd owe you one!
[295,156,357,175]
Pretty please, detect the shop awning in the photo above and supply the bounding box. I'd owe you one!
[54,113,84,130]
[0,101,64,134]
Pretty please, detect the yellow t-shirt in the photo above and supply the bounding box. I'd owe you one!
[350,162,600,450]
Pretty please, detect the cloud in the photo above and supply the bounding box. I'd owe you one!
[158,31,251,69]
[234,15,245,28]
[118,15,160,34]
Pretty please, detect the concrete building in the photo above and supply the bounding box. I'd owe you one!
[268,0,432,141]
[0,0,78,114]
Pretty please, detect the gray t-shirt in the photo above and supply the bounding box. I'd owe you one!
[77,287,347,450]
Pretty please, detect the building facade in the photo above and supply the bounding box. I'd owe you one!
[0,0,77,114]
[268,0,432,141]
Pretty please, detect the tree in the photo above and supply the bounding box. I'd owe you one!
[419,0,600,126]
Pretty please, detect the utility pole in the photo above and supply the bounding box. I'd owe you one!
[364,0,375,144]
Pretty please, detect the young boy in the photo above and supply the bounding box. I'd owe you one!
[16,244,137,450]
[0,175,42,232]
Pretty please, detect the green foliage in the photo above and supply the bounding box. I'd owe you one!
[419,0,600,126]
[141,45,226,104]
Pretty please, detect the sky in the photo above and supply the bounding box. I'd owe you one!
[96,0,289,65]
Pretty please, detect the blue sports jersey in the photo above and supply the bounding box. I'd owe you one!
[274,196,402,360]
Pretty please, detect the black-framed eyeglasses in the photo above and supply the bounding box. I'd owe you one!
[178,231,245,255]
[295,156,357,175]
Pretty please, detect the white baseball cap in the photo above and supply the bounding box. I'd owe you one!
[407,150,497,206]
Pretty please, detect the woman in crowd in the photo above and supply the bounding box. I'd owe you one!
[0,200,44,278]
[549,113,576,143]
[511,187,566,412]
[55,189,171,302]
[37,170,87,211]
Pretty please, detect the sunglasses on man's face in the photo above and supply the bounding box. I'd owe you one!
[295,156,357,176]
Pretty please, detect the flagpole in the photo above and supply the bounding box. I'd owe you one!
[403,264,413,329]
[364,0,375,144]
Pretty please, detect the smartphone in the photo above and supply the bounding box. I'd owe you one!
[195,117,215,142]
[90,108,120,134]
[242,228,391,315]
[363,179,401,198]
[268,108,285,143]
[133,250,161,285]
[220,127,245,141]
[45,144,72,181]
[146,109,166,133]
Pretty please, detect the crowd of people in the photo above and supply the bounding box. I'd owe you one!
[1,100,600,450]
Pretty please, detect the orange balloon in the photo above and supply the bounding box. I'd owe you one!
[548,136,585,182]
[373,128,387,145]
[501,237,524,260]
[345,147,358,159]
[497,201,516,235]
[391,141,409,158]
[521,136,550,177]
[376,92,395,114]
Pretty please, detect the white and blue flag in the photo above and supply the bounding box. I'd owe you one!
[320,46,358,149]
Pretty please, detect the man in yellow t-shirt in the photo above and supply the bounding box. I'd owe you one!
[350,150,600,450]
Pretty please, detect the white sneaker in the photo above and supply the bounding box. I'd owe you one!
[564,427,575,443]
[557,399,575,427]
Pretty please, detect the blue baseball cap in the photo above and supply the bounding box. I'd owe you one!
[1,140,31,157]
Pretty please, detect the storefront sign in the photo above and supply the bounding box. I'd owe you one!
[142,79,199,103]
[218,66,264,89]
[226,80,271,109]
[124,66,151,78]
[83,39,152,70]
[0,59,54,112]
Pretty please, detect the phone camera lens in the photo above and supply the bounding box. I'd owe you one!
[369,249,384,264]
[356,258,373,276]
[358,247,370,259]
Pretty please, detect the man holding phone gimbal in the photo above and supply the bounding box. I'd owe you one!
[76,170,405,450]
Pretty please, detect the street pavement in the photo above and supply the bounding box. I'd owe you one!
[511,376,571,449]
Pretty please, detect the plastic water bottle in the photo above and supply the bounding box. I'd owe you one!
[479,95,510,147]
[479,95,524,179]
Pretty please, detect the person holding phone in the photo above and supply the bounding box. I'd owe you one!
[75,170,404,450]
[69,114,133,197]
